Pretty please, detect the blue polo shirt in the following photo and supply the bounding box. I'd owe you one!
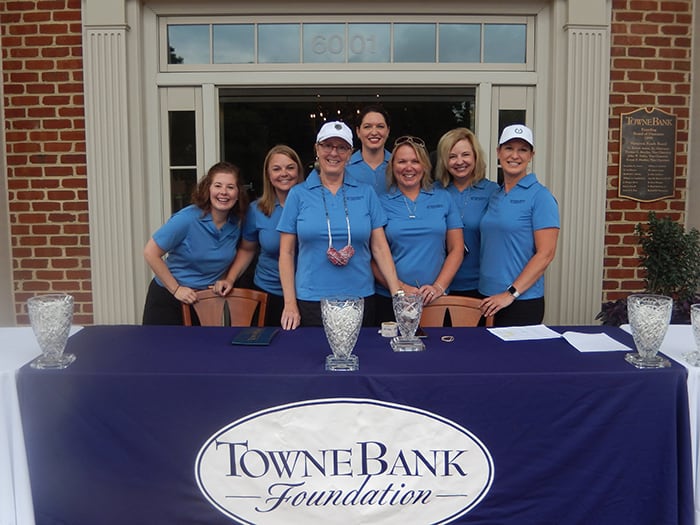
[242,201,285,296]
[152,204,240,290]
[445,179,500,291]
[376,186,462,297]
[277,171,387,301]
[479,173,560,299]
[345,149,391,195]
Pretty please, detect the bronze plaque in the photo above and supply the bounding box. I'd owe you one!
[618,107,676,202]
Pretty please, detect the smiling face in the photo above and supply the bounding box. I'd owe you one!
[208,171,239,215]
[315,138,352,179]
[267,153,299,194]
[391,144,425,193]
[497,138,534,180]
[356,111,389,153]
[447,138,476,187]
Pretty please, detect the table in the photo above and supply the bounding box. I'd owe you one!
[624,324,700,525]
[1,327,40,525]
[1,326,82,525]
[17,325,694,525]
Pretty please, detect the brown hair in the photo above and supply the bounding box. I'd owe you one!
[435,128,487,188]
[191,161,249,223]
[257,145,303,217]
[386,139,433,192]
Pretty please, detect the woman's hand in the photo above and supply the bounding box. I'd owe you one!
[480,292,515,317]
[418,283,443,305]
[281,304,301,330]
[173,285,198,305]
[213,279,234,296]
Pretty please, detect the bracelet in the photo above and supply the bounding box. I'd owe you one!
[434,283,445,295]
[173,285,180,296]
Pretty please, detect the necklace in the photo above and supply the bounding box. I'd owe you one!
[402,195,417,219]
[321,185,354,266]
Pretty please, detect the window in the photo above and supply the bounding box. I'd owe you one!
[163,18,530,68]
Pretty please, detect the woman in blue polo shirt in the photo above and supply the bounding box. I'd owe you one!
[373,135,464,324]
[435,127,499,298]
[346,105,392,195]
[142,161,249,325]
[213,145,303,326]
[277,121,401,329]
[479,125,560,326]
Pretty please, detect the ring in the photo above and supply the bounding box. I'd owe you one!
[441,335,454,343]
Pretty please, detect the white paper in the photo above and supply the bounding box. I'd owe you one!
[562,331,632,352]
[487,324,562,341]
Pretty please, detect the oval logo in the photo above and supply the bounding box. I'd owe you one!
[196,398,494,524]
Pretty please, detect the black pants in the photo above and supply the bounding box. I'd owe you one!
[252,284,284,327]
[493,297,545,327]
[297,296,376,327]
[142,279,196,325]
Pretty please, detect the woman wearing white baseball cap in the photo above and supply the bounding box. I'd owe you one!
[478,124,560,326]
[277,121,402,329]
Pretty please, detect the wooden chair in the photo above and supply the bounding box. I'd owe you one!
[420,295,494,328]
[182,288,268,327]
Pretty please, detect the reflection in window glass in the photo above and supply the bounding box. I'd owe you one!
[348,24,390,63]
[168,111,197,166]
[303,24,345,63]
[259,24,300,63]
[484,24,526,63]
[213,25,255,64]
[168,25,210,64]
[439,24,480,63]
[170,168,198,212]
[394,24,436,63]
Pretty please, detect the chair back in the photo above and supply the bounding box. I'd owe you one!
[182,288,268,327]
[420,295,494,327]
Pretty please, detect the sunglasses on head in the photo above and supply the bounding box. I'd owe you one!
[394,135,426,149]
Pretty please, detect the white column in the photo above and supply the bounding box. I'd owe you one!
[83,1,138,322]
[546,3,611,324]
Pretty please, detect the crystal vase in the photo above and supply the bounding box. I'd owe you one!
[684,303,700,366]
[391,293,425,352]
[27,293,76,369]
[321,296,363,371]
[625,294,672,369]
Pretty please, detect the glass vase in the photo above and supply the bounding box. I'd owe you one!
[321,296,363,371]
[625,293,672,369]
[27,293,76,370]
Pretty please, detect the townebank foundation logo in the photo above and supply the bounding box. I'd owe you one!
[195,398,494,524]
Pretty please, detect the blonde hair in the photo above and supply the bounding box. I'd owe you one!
[435,128,486,188]
[386,140,433,192]
[257,145,303,217]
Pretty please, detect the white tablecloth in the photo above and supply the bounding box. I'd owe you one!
[0,326,81,525]
[624,324,699,524]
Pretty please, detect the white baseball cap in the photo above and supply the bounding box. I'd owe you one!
[498,124,534,148]
[316,121,353,147]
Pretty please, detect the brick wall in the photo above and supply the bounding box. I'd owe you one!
[1,0,92,324]
[605,0,692,301]
[1,0,694,322]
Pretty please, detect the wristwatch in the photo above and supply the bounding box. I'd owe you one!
[507,285,520,299]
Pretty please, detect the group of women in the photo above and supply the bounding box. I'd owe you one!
[142,105,560,328]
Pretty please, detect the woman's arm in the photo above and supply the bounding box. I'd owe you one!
[371,258,419,296]
[213,239,258,296]
[418,228,464,305]
[480,227,559,316]
[370,228,402,296]
[143,237,198,305]
[278,232,301,330]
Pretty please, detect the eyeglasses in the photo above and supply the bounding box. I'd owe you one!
[317,142,352,154]
[394,135,426,149]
